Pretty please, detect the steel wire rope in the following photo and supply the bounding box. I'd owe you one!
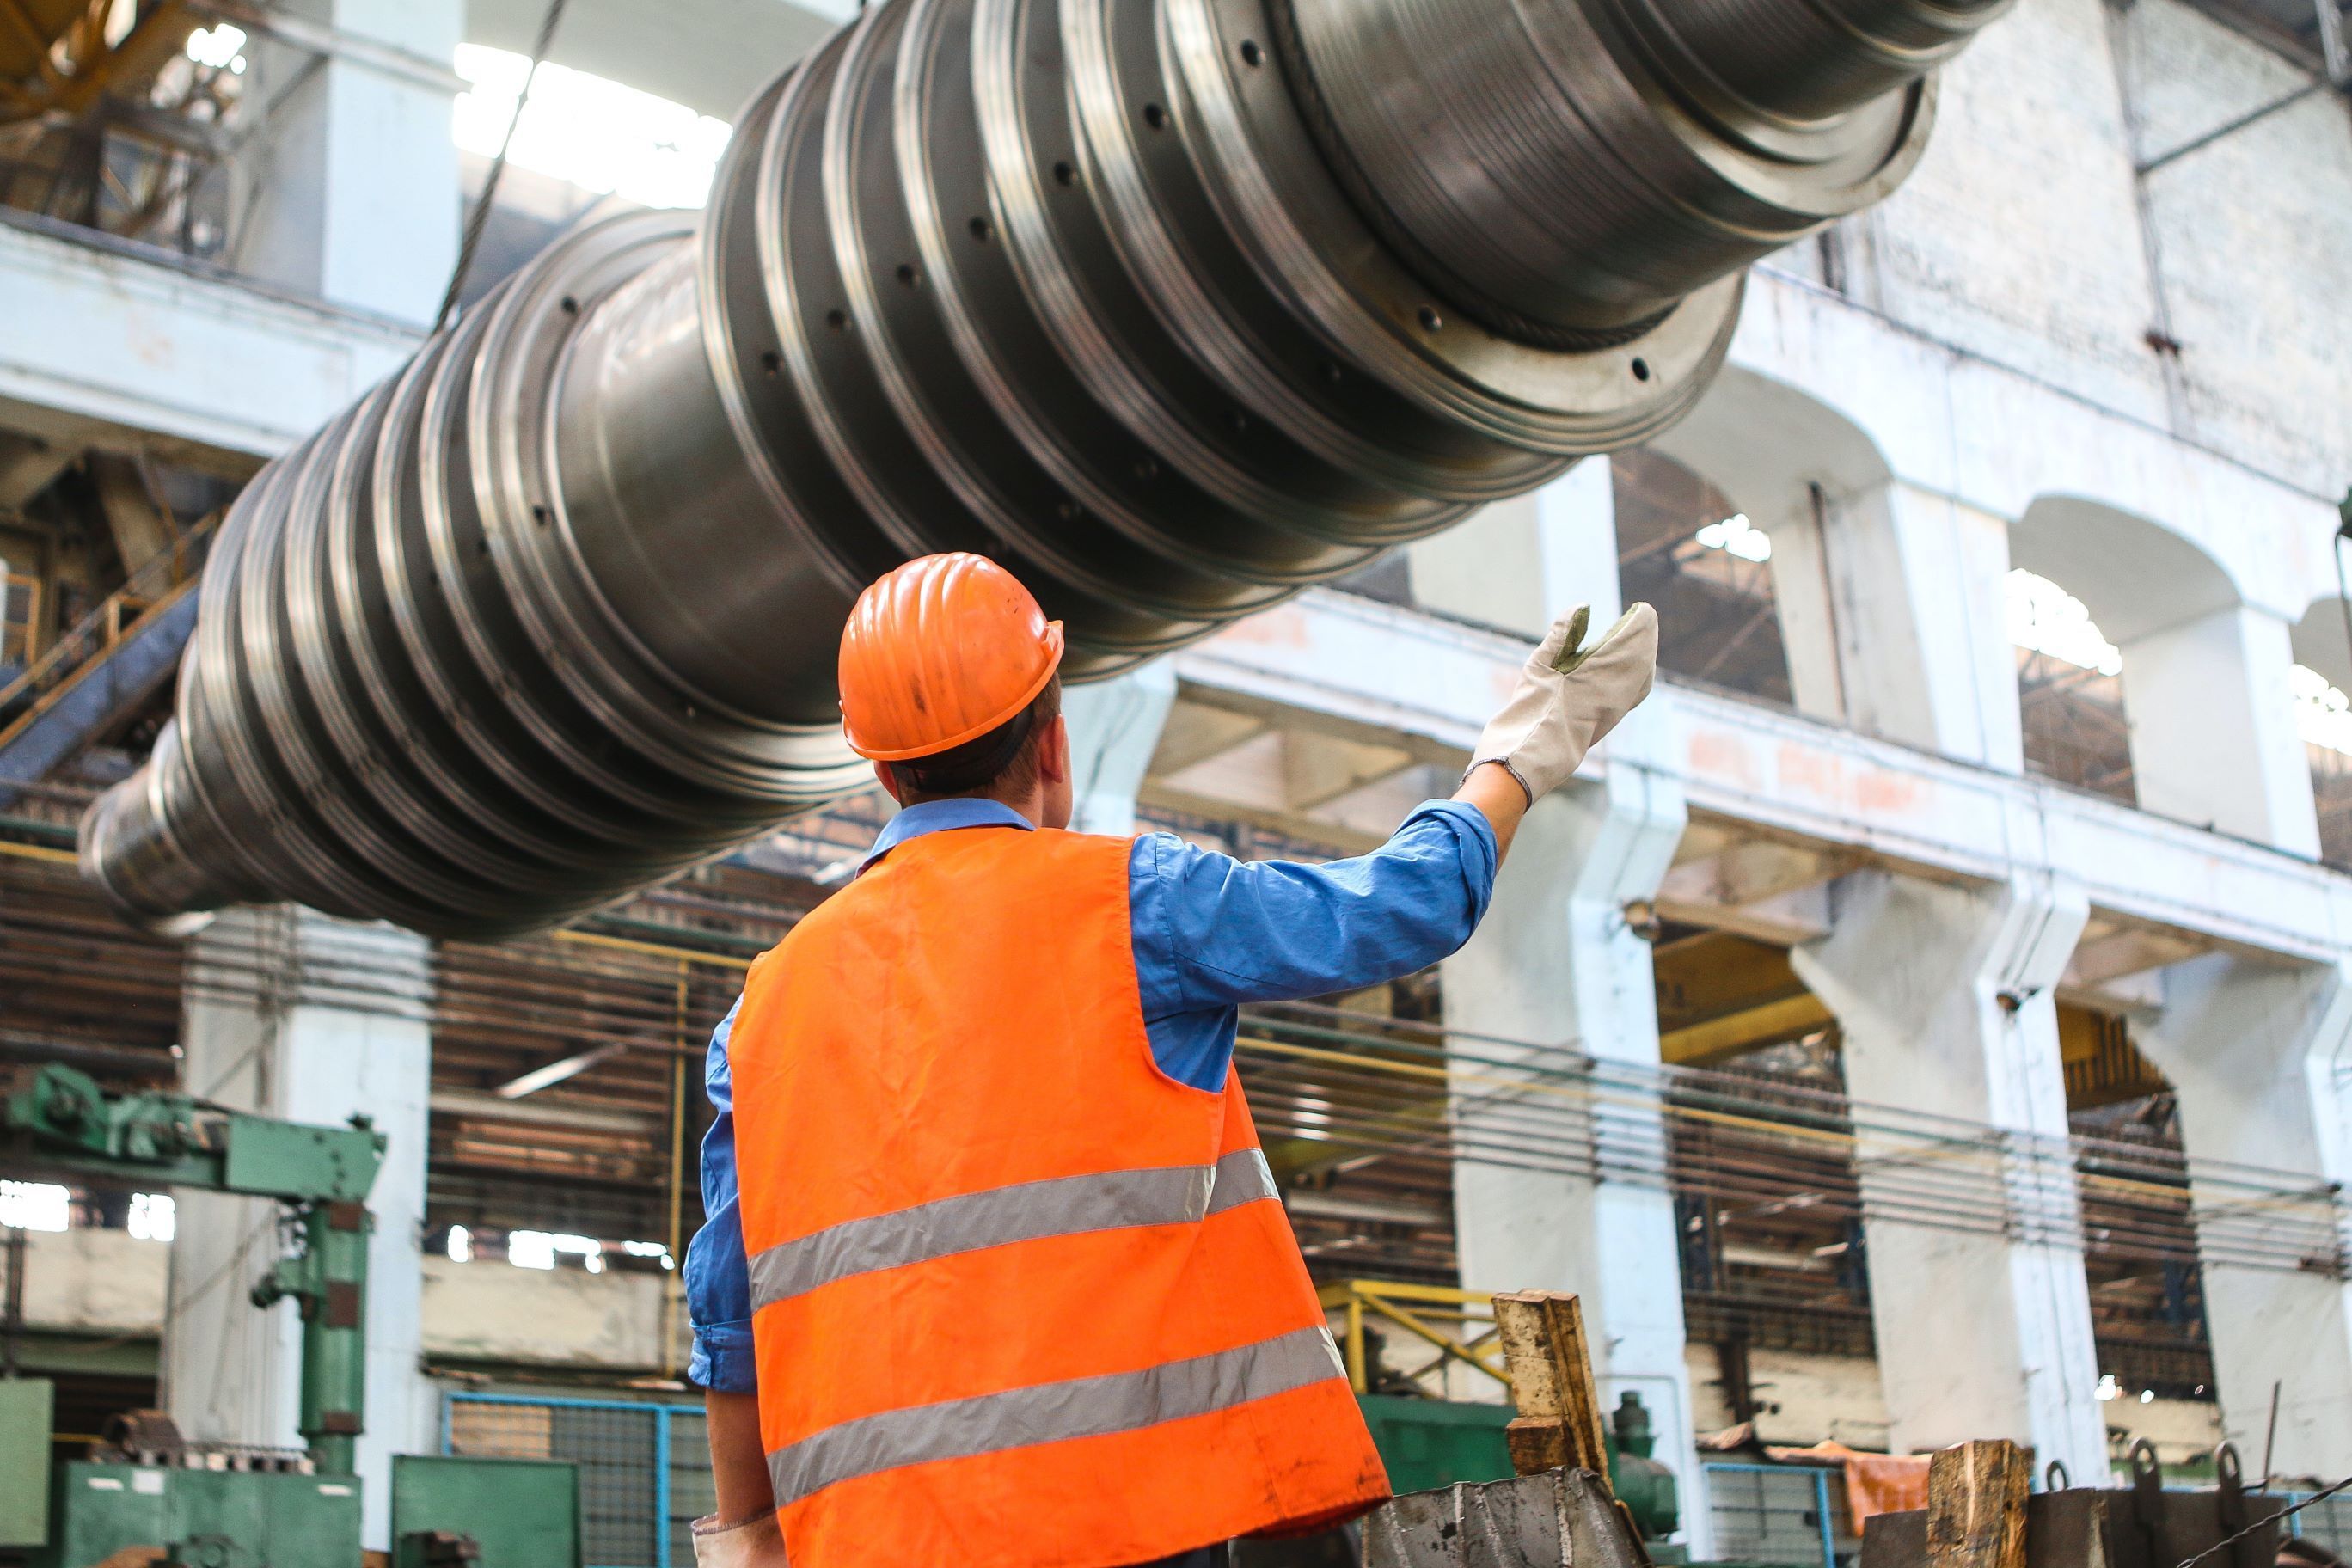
[432,0,573,334]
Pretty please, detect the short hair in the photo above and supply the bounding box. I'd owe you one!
[886,675,1063,804]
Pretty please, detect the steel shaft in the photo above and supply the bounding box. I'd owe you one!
[82,0,2001,938]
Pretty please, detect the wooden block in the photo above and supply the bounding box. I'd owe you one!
[1927,1440,2033,1568]
[1492,1292,1610,1479]
[1507,1416,1572,1475]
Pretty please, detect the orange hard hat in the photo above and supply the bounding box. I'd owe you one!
[838,554,1066,762]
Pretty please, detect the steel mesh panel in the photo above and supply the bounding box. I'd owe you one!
[1707,1466,1832,1568]
[448,1396,673,1568]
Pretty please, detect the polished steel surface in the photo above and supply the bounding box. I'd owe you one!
[82,0,1995,938]
[1278,0,2005,341]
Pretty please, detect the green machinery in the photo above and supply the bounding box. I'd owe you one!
[1321,1281,1681,1551]
[1357,1389,1682,1551]
[1,1063,584,1568]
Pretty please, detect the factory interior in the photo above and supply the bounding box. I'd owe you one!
[2,0,2351,1563]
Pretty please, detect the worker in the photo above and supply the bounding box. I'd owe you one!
[686,552,1658,1568]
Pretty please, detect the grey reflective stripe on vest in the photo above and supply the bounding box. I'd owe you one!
[765,1323,1345,1506]
[749,1148,1277,1311]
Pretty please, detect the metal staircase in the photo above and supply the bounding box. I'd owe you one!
[0,518,212,808]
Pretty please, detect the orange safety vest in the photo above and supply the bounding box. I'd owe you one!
[731,824,1390,1567]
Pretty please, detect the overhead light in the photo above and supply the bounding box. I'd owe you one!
[493,1039,631,1099]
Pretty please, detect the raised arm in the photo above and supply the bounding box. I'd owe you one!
[1135,600,1656,1016]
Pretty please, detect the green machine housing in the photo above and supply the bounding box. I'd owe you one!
[3,1064,587,1568]
[1358,1389,1683,1552]
[35,1465,362,1568]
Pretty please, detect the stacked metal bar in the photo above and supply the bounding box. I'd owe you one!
[82,0,2006,938]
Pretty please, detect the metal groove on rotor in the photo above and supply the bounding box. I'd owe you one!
[81,0,1998,939]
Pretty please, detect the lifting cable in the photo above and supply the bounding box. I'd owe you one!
[432,0,572,334]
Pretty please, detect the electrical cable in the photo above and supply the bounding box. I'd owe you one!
[431,0,570,334]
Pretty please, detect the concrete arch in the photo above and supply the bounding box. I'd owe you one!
[1648,363,1896,530]
[2010,495,2244,646]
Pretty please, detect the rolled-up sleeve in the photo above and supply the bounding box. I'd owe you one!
[1132,799,1499,1018]
[684,998,756,1393]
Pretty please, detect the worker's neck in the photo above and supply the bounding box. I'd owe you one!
[902,784,1050,829]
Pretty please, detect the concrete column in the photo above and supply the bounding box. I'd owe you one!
[1765,481,2023,772]
[168,906,433,1550]
[2133,953,2352,1476]
[1407,458,1621,636]
[2117,604,2321,856]
[234,0,462,324]
[1444,736,1712,1552]
[1062,660,1178,835]
[1791,871,2108,1478]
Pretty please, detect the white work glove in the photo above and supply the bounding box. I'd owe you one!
[1467,603,1658,805]
[691,1512,787,1568]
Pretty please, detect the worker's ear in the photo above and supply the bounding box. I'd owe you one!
[873,760,905,804]
[1038,713,1071,785]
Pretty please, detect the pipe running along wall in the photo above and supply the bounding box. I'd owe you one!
[81,0,2005,939]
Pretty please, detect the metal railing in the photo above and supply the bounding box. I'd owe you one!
[1320,1279,1509,1398]
[0,518,213,744]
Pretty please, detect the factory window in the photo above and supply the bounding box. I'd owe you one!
[0,1179,70,1231]
[1613,447,1794,706]
[2294,663,2352,871]
[444,47,736,309]
[2009,569,2136,806]
[454,46,732,211]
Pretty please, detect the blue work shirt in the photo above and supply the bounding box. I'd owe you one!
[684,796,1500,1393]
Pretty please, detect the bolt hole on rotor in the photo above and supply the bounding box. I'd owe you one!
[1418,306,1442,332]
[1052,159,1075,186]
[825,309,848,331]
[969,215,992,241]
[1143,101,1167,129]
[559,295,579,315]
[1240,38,1263,64]
[1631,358,1651,381]
[530,505,550,526]
[760,349,783,374]
[897,262,921,287]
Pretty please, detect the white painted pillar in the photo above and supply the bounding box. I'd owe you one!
[234,0,462,325]
[1764,481,2022,772]
[1444,733,1712,1551]
[168,906,433,1550]
[1407,459,1620,636]
[1062,660,1178,835]
[2133,953,2352,1477]
[2117,605,2321,856]
[1791,871,2108,1478]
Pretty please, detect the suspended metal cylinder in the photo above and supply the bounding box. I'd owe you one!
[82,0,2002,939]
